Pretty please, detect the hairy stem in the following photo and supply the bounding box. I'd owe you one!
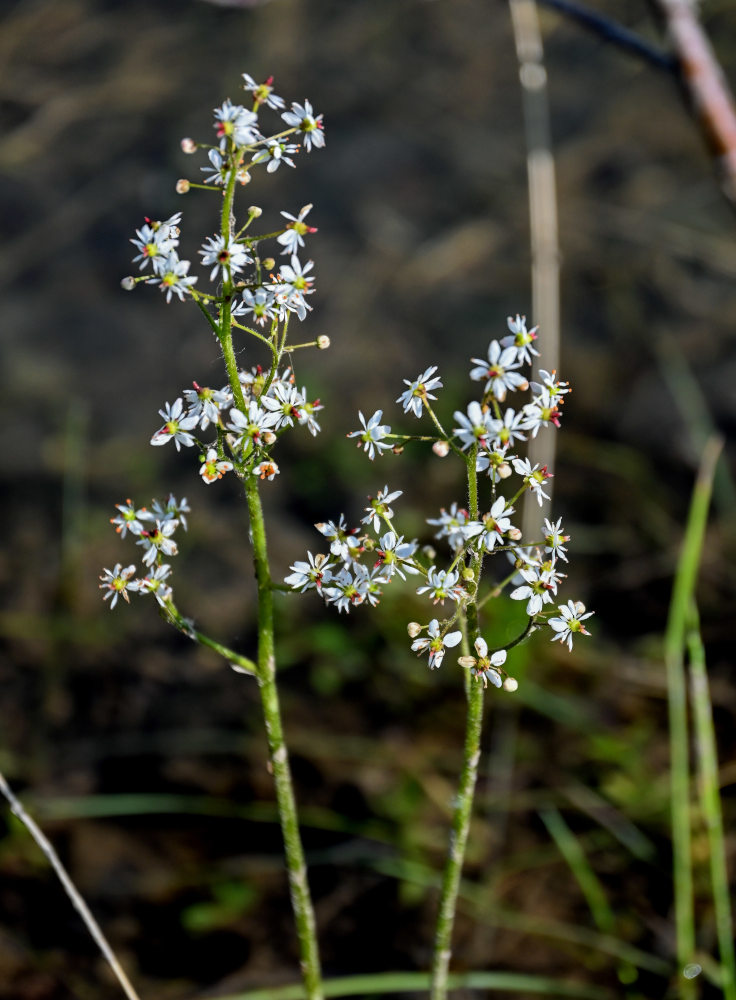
[245,475,323,1000]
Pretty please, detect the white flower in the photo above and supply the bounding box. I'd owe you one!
[261,381,306,430]
[150,251,198,302]
[396,365,443,417]
[426,503,471,551]
[463,495,515,552]
[234,287,278,327]
[488,407,527,449]
[182,383,231,430]
[227,400,279,454]
[522,388,562,437]
[501,315,539,365]
[130,216,179,271]
[543,517,570,562]
[242,73,285,110]
[416,567,464,604]
[322,566,367,614]
[453,401,494,451]
[251,139,299,172]
[469,340,528,401]
[99,563,139,609]
[137,563,173,606]
[199,235,251,282]
[150,398,199,450]
[458,636,508,688]
[200,448,233,484]
[375,531,419,581]
[201,144,230,186]
[110,500,153,538]
[348,410,392,460]
[137,519,179,566]
[285,552,333,593]
[253,460,279,481]
[411,618,462,670]
[281,99,325,151]
[476,444,513,483]
[361,486,403,533]
[512,458,552,507]
[530,369,570,404]
[272,255,315,320]
[150,494,190,531]
[277,204,317,255]
[297,391,323,436]
[214,99,259,146]
[549,600,594,651]
[509,565,557,615]
[315,515,361,563]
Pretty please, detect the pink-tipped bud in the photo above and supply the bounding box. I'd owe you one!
[507,526,522,541]
[432,440,450,457]
[176,179,190,194]
[317,335,330,350]
[180,138,197,154]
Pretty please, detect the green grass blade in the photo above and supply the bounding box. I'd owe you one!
[207,970,615,1000]
[664,435,722,992]
[686,605,736,1000]
[539,807,615,934]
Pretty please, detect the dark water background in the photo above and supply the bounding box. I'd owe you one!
[0,1,735,997]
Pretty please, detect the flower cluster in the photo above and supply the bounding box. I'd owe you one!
[288,315,592,688]
[100,495,189,608]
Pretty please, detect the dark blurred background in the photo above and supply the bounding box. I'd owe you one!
[1,0,735,997]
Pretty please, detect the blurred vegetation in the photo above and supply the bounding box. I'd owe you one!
[0,0,735,998]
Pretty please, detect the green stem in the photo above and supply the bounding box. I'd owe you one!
[430,447,485,1000]
[161,601,257,676]
[245,476,323,1000]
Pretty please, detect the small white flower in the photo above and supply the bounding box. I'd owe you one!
[242,73,285,110]
[322,566,367,614]
[150,398,199,450]
[277,204,317,255]
[488,407,527,449]
[509,565,557,615]
[396,365,443,418]
[411,618,462,670]
[137,519,179,567]
[463,495,515,552]
[234,287,278,327]
[530,369,570,404]
[200,448,233,484]
[150,251,198,302]
[416,567,464,604]
[458,636,508,688]
[522,388,562,437]
[130,216,179,271]
[261,381,306,430]
[469,340,528,401]
[199,234,251,282]
[137,563,173,606]
[214,99,259,146]
[150,494,190,531]
[253,460,279,481]
[453,401,494,451]
[285,552,333,593]
[549,600,594,651]
[512,458,552,507]
[110,500,153,538]
[347,410,392,460]
[426,503,471,551]
[183,383,231,430]
[375,531,419,581]
[501,315,539,365]
[281,99,325,151]
[251,139,299,172]
[227,400,279,453]
[99,563,139,609]
[543,517,570,562]
[361,485,403,533]
[201,143,230,186]
[315,515,361,563]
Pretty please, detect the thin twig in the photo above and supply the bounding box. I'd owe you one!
[0,770,142,1000]
[537,0,677,72]
[653,0,736,204]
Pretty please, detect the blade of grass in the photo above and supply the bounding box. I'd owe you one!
[664,435,723,993]
[686,603,736,1000]
[207,970,615,1000]
[539,807,615,934]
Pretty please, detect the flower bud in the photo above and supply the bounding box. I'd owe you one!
[497,462,512,479]
[421,545,436,561]
[176,179,190,194]
[180,138,197,154]
[248,206,263,218]
[262,431,277,446]
[120,276,136,291]
[392,444,404,455]
[503,677,519,692]
[432,440,450,457]
[458,655,476,669]
[407,621,422,639]
[507,526,522,541]
[317,335,331,350]
[461,567,474,582]
[262,257,276,271]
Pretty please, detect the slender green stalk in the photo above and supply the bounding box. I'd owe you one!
[686,604,736,1000]
[664,435,722,993]
[430,447,485,1000]
[245,475,323,1000]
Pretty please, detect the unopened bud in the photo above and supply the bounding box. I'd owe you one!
[421,545,436,561]
[392,444,404,455]
[458,655,476,669]
[461,567,474,582]
[432,440,450,457]
[317,335,330,350]
[407,622,422,639]
[262,257,275,271]
[236,169,251,186]
[248,205,263,218]
[497,462,512,479]
[507,526,522,541]
[503,677,519,693]
[262,431,277,446]
[120,276,136,291]
[300,202,313,216]
[176,179,190,194]
[180,138,197,154]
